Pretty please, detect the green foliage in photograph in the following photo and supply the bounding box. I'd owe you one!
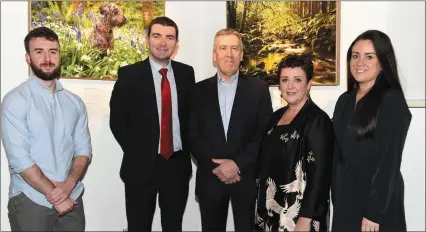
[30,1,165,80]
[227,1,338,86]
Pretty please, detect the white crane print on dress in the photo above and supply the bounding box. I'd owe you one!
[279,197,301,231]
[280,160,306,199]
[266,178,284,216]
[266,178,301,231]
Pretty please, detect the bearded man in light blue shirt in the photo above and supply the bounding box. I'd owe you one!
[1,27,92,231]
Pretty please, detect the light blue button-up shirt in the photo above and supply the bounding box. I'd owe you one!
[149,57,182,152]
[1,76,92,208]
[217,73,239,139]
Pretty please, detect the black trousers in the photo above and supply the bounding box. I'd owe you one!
[197,171,257,232]
[124,151,191,232]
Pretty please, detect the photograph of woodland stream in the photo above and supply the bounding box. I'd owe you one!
[227,1,339,86]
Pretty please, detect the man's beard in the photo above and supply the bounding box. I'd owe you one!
[30,62,61,81]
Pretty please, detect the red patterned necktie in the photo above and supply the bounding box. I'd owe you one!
[159,68,173,160]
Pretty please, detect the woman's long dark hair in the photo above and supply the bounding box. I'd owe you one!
[347,30,404,139]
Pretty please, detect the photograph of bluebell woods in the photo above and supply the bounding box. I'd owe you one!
[29,1,165,80]
[227,1,340,86]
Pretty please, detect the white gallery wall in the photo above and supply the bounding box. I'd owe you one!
[1,1,425,231]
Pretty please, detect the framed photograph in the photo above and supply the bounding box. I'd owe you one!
[29,1,165,80]
[227,1,340,86]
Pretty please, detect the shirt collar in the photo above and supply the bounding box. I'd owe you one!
[149,56,172,78]
[28,75,63,93]
[217,72,239,84]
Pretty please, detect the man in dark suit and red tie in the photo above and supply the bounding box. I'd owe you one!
[109,16,195,232]
[189,28,273,231]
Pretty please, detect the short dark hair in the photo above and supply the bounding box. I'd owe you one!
[347,30,404,139]
[277,52,314,82]
[147,16,179,40]
[24,27,59,54]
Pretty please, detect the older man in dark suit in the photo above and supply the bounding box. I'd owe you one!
[189,28,273,232]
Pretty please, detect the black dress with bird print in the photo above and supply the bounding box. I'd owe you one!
[255,98,334,232]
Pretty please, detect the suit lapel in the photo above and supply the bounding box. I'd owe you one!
[208,75,227,143]
[140,58,160,132]
[226,75,245,141]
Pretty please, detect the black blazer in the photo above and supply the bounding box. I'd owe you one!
[109,58,195,185]
[189,74,273,180]
[331,89,411,229]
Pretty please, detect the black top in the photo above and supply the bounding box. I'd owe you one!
[331,89,411,231]
[255,98,334,231]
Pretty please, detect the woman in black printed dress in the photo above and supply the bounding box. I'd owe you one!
[255,54,334,231]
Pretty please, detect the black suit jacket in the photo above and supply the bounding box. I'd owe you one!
[110,58,195,186]
[189,74,273,191]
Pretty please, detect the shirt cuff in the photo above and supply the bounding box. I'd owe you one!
[74,151,92,161]
[10,156,35,173]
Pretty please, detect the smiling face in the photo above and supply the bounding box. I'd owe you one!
[279,67,311,107]
[350,39,382,90]
[25,37,61,81]
[146,24,178,66]
[213,34,243,80]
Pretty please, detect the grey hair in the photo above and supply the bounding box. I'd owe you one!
[213,28,244,52]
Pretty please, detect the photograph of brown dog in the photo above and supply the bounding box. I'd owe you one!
[30,1,165,80]
[91,3,127,54]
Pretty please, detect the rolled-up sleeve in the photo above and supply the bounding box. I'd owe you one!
[73,99,92,160]
[1,94,35,173]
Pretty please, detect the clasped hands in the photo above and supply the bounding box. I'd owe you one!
[46,180,78,215]
[212,159,241,184]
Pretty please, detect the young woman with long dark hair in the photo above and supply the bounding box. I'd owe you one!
[331,30,411,232]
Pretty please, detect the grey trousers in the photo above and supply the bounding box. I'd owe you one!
[8,193,85,231]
